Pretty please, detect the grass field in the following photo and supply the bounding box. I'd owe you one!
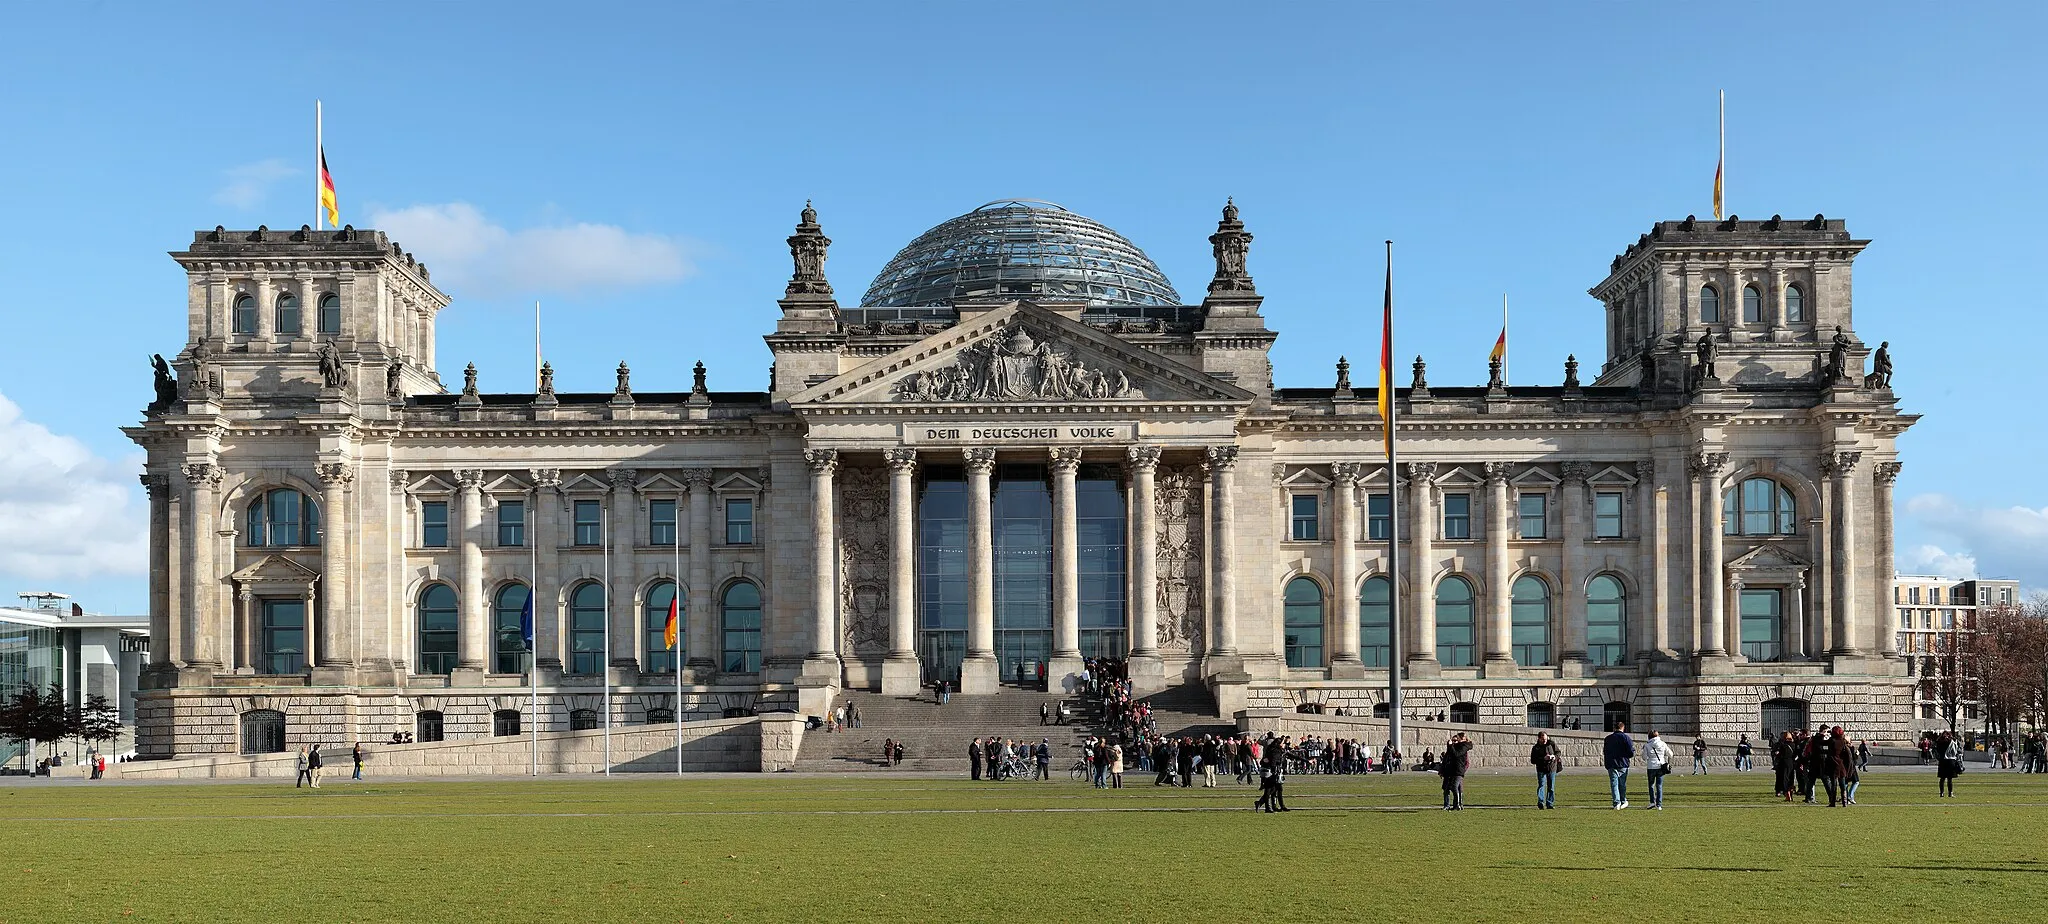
[2,768,2038,923]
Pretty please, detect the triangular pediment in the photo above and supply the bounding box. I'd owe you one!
[1728,543,1812,572]
[790,302,1255,407]
[230,554,322,584]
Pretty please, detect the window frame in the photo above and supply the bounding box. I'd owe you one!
[416,583,459,675]
[644,580,682,673]
[1593,491,1623,539]
[317,292,341,334]
[1699,285,1720,323]
[1282,576,1325,668]
[496,499,526,548]
[649,498,678,547]
[420,500,450,548]
[1722,477,1797,537]
[1435,576,1476,667]
[1359,575,1392,668]
[1741,284,1762,323]
[721,581,763,673]
[1442,493,1472,540]
[1585,574,1629,667]
[568,581,607,675]
[232,293,257,334]
[239,709,287,755]
[1510,575,1552,666]
[1517,492,1548,539]
[247,488,321,548]
[1289,494,1320,542]
[573,499,603,547]
[492,583,530,675]
[723,496,756,546]
[1784,283,1804,322]
[260,598,307,675]
[276,291,302,334]
[492,709,522,737]
[1366,492,1391,541]
[415,710,445,743]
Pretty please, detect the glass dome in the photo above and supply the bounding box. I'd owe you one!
[858,199,1183,309]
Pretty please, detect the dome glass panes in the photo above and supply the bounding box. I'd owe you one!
[859,200,1182,308]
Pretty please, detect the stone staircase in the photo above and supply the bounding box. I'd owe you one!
[795,689,1093,772]
[1126,684,1235,740]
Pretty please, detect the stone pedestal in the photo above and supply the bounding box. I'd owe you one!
[309,665,356,687]
[176,664,216,687]
[1557,656,1589,680]
[451,666,487,687]
[1125,653,1168,697]
[1045,654,1085,693]
[958,655,999,695]
[794,675,836,718]
[1328,659,1367,681]
[1482,657,1519,680]
[1695,653,1735,676]
[879,655,923,697]
[1208,670,1253,719]
[1405,656,1442,680]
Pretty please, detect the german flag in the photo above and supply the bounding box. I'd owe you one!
[1377,245,1394,461]
[1490,326,1506,365]
[663,595,679,650]
[319,148,339,228]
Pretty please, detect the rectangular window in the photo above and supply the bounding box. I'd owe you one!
[1594,492,1623,538]
[420,501,449,548]
[650,499,677,546]
[1290,494,1319,541]
[725,498,755,545]
[2004,588,2014,605]
[1366,493,1391,541]
[1518,493,1548,539]
[1739,588,1782,662]
[1942,610,1955,629]
[1442,494,1471,540]
[497,501,525,547]
[260,599,307,675]
[1909,587,1921,605]
[573,500,602,546]
[1931,587,1944,605]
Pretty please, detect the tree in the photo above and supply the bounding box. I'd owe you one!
[72,694,122,753]
[0,684,73,761]
[1972,599,2048,738]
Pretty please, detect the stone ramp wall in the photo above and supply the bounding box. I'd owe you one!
[114,717,766,779]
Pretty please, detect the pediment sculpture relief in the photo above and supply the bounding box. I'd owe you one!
[894,324,1143,402]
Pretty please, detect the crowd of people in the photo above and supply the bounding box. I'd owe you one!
[1763,725,1867,805]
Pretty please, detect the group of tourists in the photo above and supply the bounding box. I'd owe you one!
[877,738,905,766]
[966,736,1050,781]
[1766,725,1866,805]
[1967,731,2048,772]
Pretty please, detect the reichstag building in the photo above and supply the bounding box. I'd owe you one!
[127,198,1915,758]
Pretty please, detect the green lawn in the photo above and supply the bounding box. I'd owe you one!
[2,769,2039,923]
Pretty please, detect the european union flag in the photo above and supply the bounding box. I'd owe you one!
[520,591,535,651]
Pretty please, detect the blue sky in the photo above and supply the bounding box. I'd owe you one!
[1,2,2043,614]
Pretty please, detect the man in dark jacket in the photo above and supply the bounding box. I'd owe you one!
[1603,722,1636,809]
[1176,737,1195,788]
[1530,731,1563,809]
[968,738,983,781]
[1200,737,1222,788]
[1440,733,1473,810]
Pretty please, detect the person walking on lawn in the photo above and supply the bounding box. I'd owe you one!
[1604,722,1636,809]
[1643,730,1673,809]
[1530,731,1563,809]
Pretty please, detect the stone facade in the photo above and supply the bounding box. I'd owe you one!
[125,207,1919,767]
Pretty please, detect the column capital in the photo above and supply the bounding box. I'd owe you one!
[1330,461,1365,485]
[139,472,170,497]
[315,462,354,487]
[883,448,919,474]
[1633,459,1656,483]
[1402,460,1438,484]
[1819,450,1861,478]
[1124,445,1162,470]
[1560,461,1595,485]
[180,461,223,489]
[389,468,410,495]
[530,468,563,490]
[804,448,840,476]
[963,447,997,474]
[1048,447,1084,473]
[1483,461,1512,485]
[455,469,487,490]
[606,467,639,490]
[678,467,713,489]
[1874,460,1902,484]
[1687,449,1729,478]
[1203,445,1239,472]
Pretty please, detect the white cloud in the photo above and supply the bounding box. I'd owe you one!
[1904,493,2048,590]
[366,203,695,296]
[0,392,146,583]
[1900,544,1978,580]
[213,159,299,210]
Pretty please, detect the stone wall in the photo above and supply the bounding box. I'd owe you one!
[115,716,762,779]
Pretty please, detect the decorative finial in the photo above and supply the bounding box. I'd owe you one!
[1207,197,1254,294]
[692,360,708,394]
[1411,355,1428,390]
[538,361,554,395]
[1222,196,1238,222]
[615,361,632,397]
[1334,355,1351,391]
[1487,356,1505,390]
[1563,354,1580,390]
[786,201,834,297]
[462,362,478,396]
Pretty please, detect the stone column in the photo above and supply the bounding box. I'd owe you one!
[142,474,173,673]
[236,587,256,672]
[1692,450,1730,660]
[1640,462,1670,658]
[1048,447,1084,682]
[253,275,274,342]
[531,470,564,674]
[607,468,639,674]
[1406,462,1439,676]
[1875,461,1902,657]
[880,450,921,694]
[1559,462,1593,672]
[179,462,222,675]
[1770,267,1789,336]
[315,462,354,670]
[682,468,716,673]
[1329,462,1364,676]
[455,469,488,676]
[802,450,841,677]
[1785,574,1808,660]
[1205,446,1240,658]
[1125,446,1165,691]
[961,448,999,693]
[1828,451,1864,656]
[1483,462,1515,674]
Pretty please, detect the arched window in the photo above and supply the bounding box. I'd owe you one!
[415,710,444,743]
[1585,575,1629,667]
[1282,577,1325,668]
[276,291,302,334]
[1760,698,1808,740]
[246,488,320,547]
[1603,701,1631,732]
[644,581,682,673]
[1741,285,1762,323]
[317,293,341,334]
[1723,477,1797,536]
[1526,703,1556,728]
[1359,576,1393,668]
[232,293,256,334]
[492,709,522,737]
[239,709,286,754]
[721,581,762,673]
[492,584,531,675]
[1449,702,1479,724]
[1784,283,1805,322]
[569,582,606,675]
[645,707,676,724]
[417,584,458,675]
[1435,576,1476,667]
[1699,285,1720,323]
[1510,575,1552,665]
[569,709,601,731]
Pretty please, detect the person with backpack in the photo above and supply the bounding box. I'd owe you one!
[1604,721,1636,809]
[1936,730,1964,797]
[1530,731,1563,809]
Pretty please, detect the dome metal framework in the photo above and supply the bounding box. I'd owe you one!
[858,199,1183,309]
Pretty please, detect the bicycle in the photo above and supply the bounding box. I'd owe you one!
[1069,758,1091,782]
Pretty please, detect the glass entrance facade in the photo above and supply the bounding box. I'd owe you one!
[993,464,1052,683]
[918,466,968,686]
[1075,465,1127,659]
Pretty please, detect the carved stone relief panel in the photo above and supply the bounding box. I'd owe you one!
[1156,463,1205,654]
[837,465,890,657]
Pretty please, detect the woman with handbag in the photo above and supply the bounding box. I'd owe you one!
[1642,730,1674,810]
[1936,730,1964,797]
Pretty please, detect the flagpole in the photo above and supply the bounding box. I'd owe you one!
[314,100,323,230]
[530,504,539,777]
[1501,293,1509,387]
[1383,240,1405,763]
[603,498,613,777]
[534,301,543,391]
[1719,90,1727,218]
[675,511,683,776]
